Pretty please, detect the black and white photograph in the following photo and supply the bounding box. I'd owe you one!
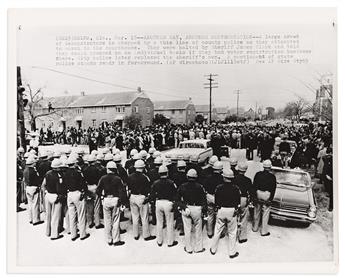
[7,7,338,273]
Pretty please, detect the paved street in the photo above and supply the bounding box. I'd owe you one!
[16,145,334,266]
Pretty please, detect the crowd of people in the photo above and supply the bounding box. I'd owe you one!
[16,121,333,259]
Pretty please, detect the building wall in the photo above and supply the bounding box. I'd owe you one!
[154,109,186,124]
[185,104,196,125]
[131,97,154,127]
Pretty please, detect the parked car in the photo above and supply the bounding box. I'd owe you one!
[246,162,317,225]
[163,139,213,165]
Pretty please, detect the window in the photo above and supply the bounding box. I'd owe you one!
[179,110,183,114]
[122,106,125,113]
[101,106,106,113]
[92,119,96,127]
[172,110,175,114]
[146,107,150,113]
[115,106,121,113]
[133,105,139,113]
[76,108,84,114]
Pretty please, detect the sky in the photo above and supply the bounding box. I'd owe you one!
[17,17,336,112]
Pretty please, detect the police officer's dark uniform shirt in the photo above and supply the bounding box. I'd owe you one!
[171,171,188,188]
[215,182,241,208]
[37,159,51,181]
[167,164,177,178]
[204,172,223,195]
[96,163,107,177]
[253,170,277,201]
[45,170,66,197]
[127,172,151,196]
[127,164,137,175]
[186,163,203,178]
[96,173,127,204]
[177,181,207,207]
[64,167,87,192]
[148,168,160,184]
[116,164,128,184]
[231,166,239,177]
[83,164,101,185]
[150,178,178,202]
[233,174,252,198]
[23,166,41,187]
[145,156,155,171]
[124,159,134,170]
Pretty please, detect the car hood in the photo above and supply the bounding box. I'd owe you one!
[273,183,311,208]
[164,148,204,157]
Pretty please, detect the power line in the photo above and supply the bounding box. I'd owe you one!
[204,74,218,124]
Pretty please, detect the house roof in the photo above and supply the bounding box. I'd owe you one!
[40,91,149,109]
[154,100,192,111]
[195,105,216,113]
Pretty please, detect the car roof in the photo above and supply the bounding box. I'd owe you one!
[180,139,210,144]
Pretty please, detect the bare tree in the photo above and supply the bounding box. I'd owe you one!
[283,96,310,121]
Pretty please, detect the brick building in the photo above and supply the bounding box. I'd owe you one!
[195,104,218,123]
[28,90,154,131]
[154,99,196,125]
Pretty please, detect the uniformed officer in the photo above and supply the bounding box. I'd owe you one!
[124,149,138,172]
[233,161,252,243]
[203,160,224,238]
[64,156,90,241]
[96,161,127,246]
[252,159,277,236]
[210,169,241,259]
[83,155,104,229]
[149,165,178,247]
[200,155,219,181]
[127,159,156,241]
[177,169,207,254]
[96,153,107,175]
[42,159,64,240]
[186,155,203,180]
[23,155,43,225]
[145,147,156,171]
[127,153,141,175]
[230,157,239,177]
[37,151,51,213]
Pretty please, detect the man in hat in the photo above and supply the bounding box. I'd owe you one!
[186,155,203,180]
[210,169,241,259]
[200,155,218,182]
[203,160,224,238]
[146,147,156,171]
[42,158,65,240]
[125,149,138,172]
[37,151,51,213]
[127,153,141,175]
[233,161,252,243]
[252,159,277,236]
[83,155,104,229]
[64,156,90,241]
[149,165,178,247]
[177,169,207,254]
[96,161,127,246]
[23,155,43,225]
[127,159,156,241]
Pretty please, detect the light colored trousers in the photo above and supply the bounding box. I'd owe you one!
[253,202,270,235]
[59,200,70,234]
[130,194,150,238]
[86,185,101,227]
[26,186,41,224]
[156,200,175,245]
[182,205,203,253]
[211,207,238,256]
[238,206,249,241]
[102,197,121,244]
[206,194,216,237]
[45,193,62,238]
[67,191,87,238]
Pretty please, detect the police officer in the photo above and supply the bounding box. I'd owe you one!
[42,159,64,240]
[233,161,252,243]
[200,155,218,181]
[124,149,138,172]
[127,153,141,175]
[127,160,156,241]
[210,169,241,259]
[203,160,224,238]
[177,169,207,254]
[186,155,203,180]
[146,147,156,171]
[64,156,90,241]
[37,151,52,213]
[252,159,277,236]
[23,155,43,225]
[96,153,107,175]
[96,161,127,246]
[230,157,239,177]
[149,165,178,247]
[83,155,104,229]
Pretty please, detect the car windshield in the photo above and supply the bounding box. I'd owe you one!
[179,143,205,149]
[273,170,309,187]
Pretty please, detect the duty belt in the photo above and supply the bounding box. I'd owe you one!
[104,195,116,198]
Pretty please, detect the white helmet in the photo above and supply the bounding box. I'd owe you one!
[209,155,218,166]
[112,147,120,155]
[158,165,168,174]
[177,160,186,168]
[154,157,163,165]
[130,149,138,157]
[51,158,62,168]
[104,153,113,161]
[24,152,30,158]
[133,153,141,160]
[113,154,122,163]
[237,161,248,172]
[66,156,77,165]
[263,160,272,169]
[25,156,36,165]
[222,169,234,179]
[187,169,198,179]
[91,150,98,156]
[148,147,156,154]
[88,155,96,162]
[134,159,145,170]
[106,161,117,169]
[230,157,238,166]
[212,161,223,171]
[17,147,25,153]
[139,150,148,159]
[96,153,104,161]
[153,151,161,159]
[39,151,48,158]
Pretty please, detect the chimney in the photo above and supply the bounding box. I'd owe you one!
[81,91,85,96]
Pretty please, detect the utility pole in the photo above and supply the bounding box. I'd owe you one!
[204,74,218,124]
[255,101,258,119]
[234,89,240,122]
